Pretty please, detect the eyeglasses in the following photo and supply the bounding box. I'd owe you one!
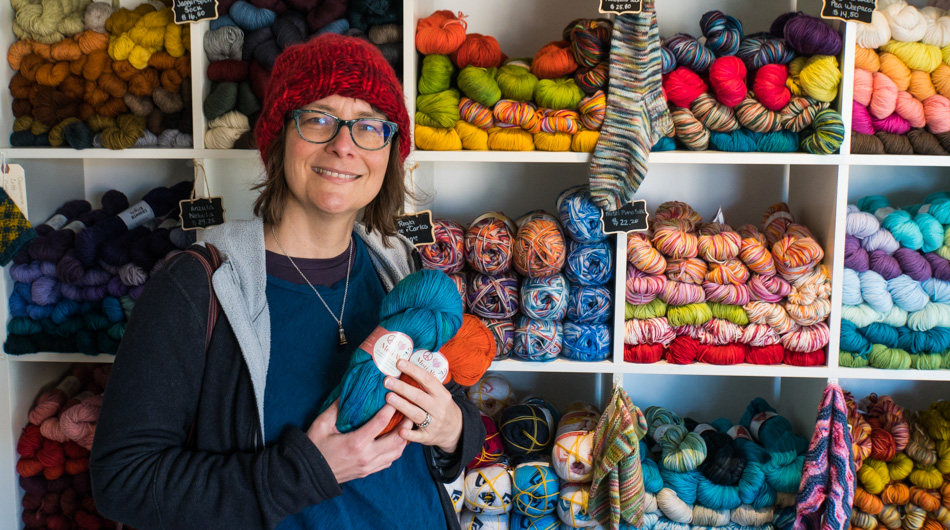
[289,109,398,151]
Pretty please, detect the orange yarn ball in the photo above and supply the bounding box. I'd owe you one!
[416,10,468,55]
[452,33,503,68]
[531,40,578,79]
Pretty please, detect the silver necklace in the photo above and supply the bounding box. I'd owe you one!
[271,224,352,346]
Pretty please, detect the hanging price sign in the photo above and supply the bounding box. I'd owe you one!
[599,0,642,15]
[820,0,876,24]
[600,200,649,234]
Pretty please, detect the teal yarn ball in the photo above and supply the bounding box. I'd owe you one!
[513,462,560,517]
[709,128,757,152]
[861,322,899,348]
[229,1,276,31]
[659,467,702,503]
[695,475,742,510]
[754,130,797,152]
[840,320,872,357]
[640,444,664,493]
[331,269,463,433]
[898,326,950,353]
[458,66,502,108]
[658,424,708,472]
[418,54,454,95]
[652,136,677,151]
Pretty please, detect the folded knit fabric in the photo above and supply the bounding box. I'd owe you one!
[794,383,855,530]
[589,385,648,528]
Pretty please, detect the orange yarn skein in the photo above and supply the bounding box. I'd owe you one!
[532,41,578,79]
[416,10,468,55]
[452,33,503,68]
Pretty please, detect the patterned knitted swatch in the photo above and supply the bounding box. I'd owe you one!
[0,187,35,266]
[588,0,672,211]
[794,383,855,530]
[589,385,648,529]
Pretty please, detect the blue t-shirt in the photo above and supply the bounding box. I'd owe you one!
[264,235,445,529]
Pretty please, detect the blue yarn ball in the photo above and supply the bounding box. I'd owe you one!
[652,136,677,151]
[521,274,570,320]
[561,322,610,361]
[841,269,863,306]
[556,185,608,244]
[897,326,950,354]
[862,322,900,348]
[209,14,237,30]
[566,285,611,324]
[229,1,276,31]
[564,240,613,286]
[512,462,560,517]
[317,18,350,35]
[660,46,677,74]
[513,315,562,362]
[510,513,559,530]
[888,274,931,312]
[923,278,950,304]
[839,320,871,357]
[622,512,660,530]
[695,474,742,510]
[659,468,702,503]
[101,297,124,323]
[755,130,798,152]
[709,129,757,152]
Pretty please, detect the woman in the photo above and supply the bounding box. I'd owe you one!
[90,34,484,529]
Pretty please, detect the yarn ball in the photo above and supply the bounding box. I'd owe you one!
[415,10,467,55]
[709,56,748,108]
[497,63,539,102]
[561,322,611,362]
[557,185,608,244]
[513,212,567,278]
[557,483,594,527]
[419,218,465,273]
[466,212,516,274]
[565,240,614,286]
[513,315,563,362]
[481,318,514,360]
[464,463,513,514]
[532,40,578,79]
[460,512,509,529]
[784,14,842,56]
[500,402,556,456]
[468,413,504,469]
[520,274,570,320]
[467,373,515,418]
[453,33,503,69]
[566,285,612,324]
[513,461,560,517]
[467,271,520,319]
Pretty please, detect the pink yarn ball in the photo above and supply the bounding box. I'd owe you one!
[924,95,950,133]
[870,72,899,120]
[872,113,912,134]
[852,101,876,135]
[753,64,791,111]
[663,67,708,108]
[895,91,927,128]
[709,56,747,108]
[853,68,874,107]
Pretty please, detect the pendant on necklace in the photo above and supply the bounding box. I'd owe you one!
[338,325,347,346]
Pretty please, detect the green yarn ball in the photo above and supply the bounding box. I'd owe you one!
[457,66,502,108]
[625,299,667,320]
[667,303,713,328]
[707,302,749,326]
[415,89,461,128]
[496,63,538,102]
[418,54,454,95]
[203,82,238,121]
[533,77,584,110]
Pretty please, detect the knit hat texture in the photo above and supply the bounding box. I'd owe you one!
[254,34,411,163]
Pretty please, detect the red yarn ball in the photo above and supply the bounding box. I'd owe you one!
[663,67,707,108]
[753,64,791,111]
[744,344,785,365]
[207,60,250,82]
[468,413,503,469]
[783,347,826,366]
[868,428,897,461]
[452,33,503,69]
[709,56,747,108]
[665,335,701,364]
[624,343,664,363]
[17,424,42,458]
[697,344,745,365]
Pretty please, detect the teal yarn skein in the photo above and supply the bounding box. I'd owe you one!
[641,441,665,493]
[695,475,742,510]
[329,269,463,433]
[659,467,702,504]
[738,398,806,494]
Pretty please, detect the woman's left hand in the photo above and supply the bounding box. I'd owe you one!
[384,359,463,454]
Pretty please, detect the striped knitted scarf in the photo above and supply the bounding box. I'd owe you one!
[794,383,855,530]
[588,0,673,211]
[589,386,648,529]
[0,186,35,266]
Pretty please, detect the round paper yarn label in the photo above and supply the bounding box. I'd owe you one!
[409,349,450,383]
[367,329,413,377]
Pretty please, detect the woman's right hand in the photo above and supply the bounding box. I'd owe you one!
[306,400,412,484]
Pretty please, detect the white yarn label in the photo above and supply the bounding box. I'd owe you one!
[693,423,716,435]
[63,220,86,233]
[728,425,753,441]
[408,348,450,383]
[919,204,932,214]
[44,214,68,231]
[56,375,82,397]
[362,327,413,377]
[652,423,675,441]
[118,201,156,230]
[2,164,28,219]
[598,0,642,15]
[713,208,725,225]
[749,411,778,441]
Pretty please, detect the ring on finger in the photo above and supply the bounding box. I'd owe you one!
[417,411,432,429]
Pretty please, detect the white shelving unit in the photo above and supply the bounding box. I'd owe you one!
[1,0,948,527]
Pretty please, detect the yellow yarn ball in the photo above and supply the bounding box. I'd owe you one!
[937,440,950,474]
[108,34,136,61]
[414,124,462,150]
[48,117,81,147]
[857,458,889,494]
[885,453,913,481]
[455,120,488,150]
[534,131,571,151]
[165,21,187,57]
[909,464,944,489]
[487,127,534,151]
[30,119,50,135]
[943,44,950,66]
[881,40,943,73]
[571,129,599,152]
[786,57,806,96]
[798,55,842,103]
[12,116,33,132]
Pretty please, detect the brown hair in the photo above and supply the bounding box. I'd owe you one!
[252,121,409,241]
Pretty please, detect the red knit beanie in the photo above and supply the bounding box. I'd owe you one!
[254,34,411,164]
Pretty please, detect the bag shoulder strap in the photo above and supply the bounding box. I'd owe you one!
[181,243,222,353]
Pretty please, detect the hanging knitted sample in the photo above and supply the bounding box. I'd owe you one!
[794,383,855,530]
[588,0,673,211]
[0,186,35,266]
[589,385,648,528]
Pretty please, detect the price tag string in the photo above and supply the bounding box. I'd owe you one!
[0,150,7,174]
[191,159,213,201]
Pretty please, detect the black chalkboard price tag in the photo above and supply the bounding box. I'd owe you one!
[599,0,642,15]
[180,197,226,230]
[601,200,649,234]
[173,0,219,24]
[820,0,876,24]
[397,210,436,246]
